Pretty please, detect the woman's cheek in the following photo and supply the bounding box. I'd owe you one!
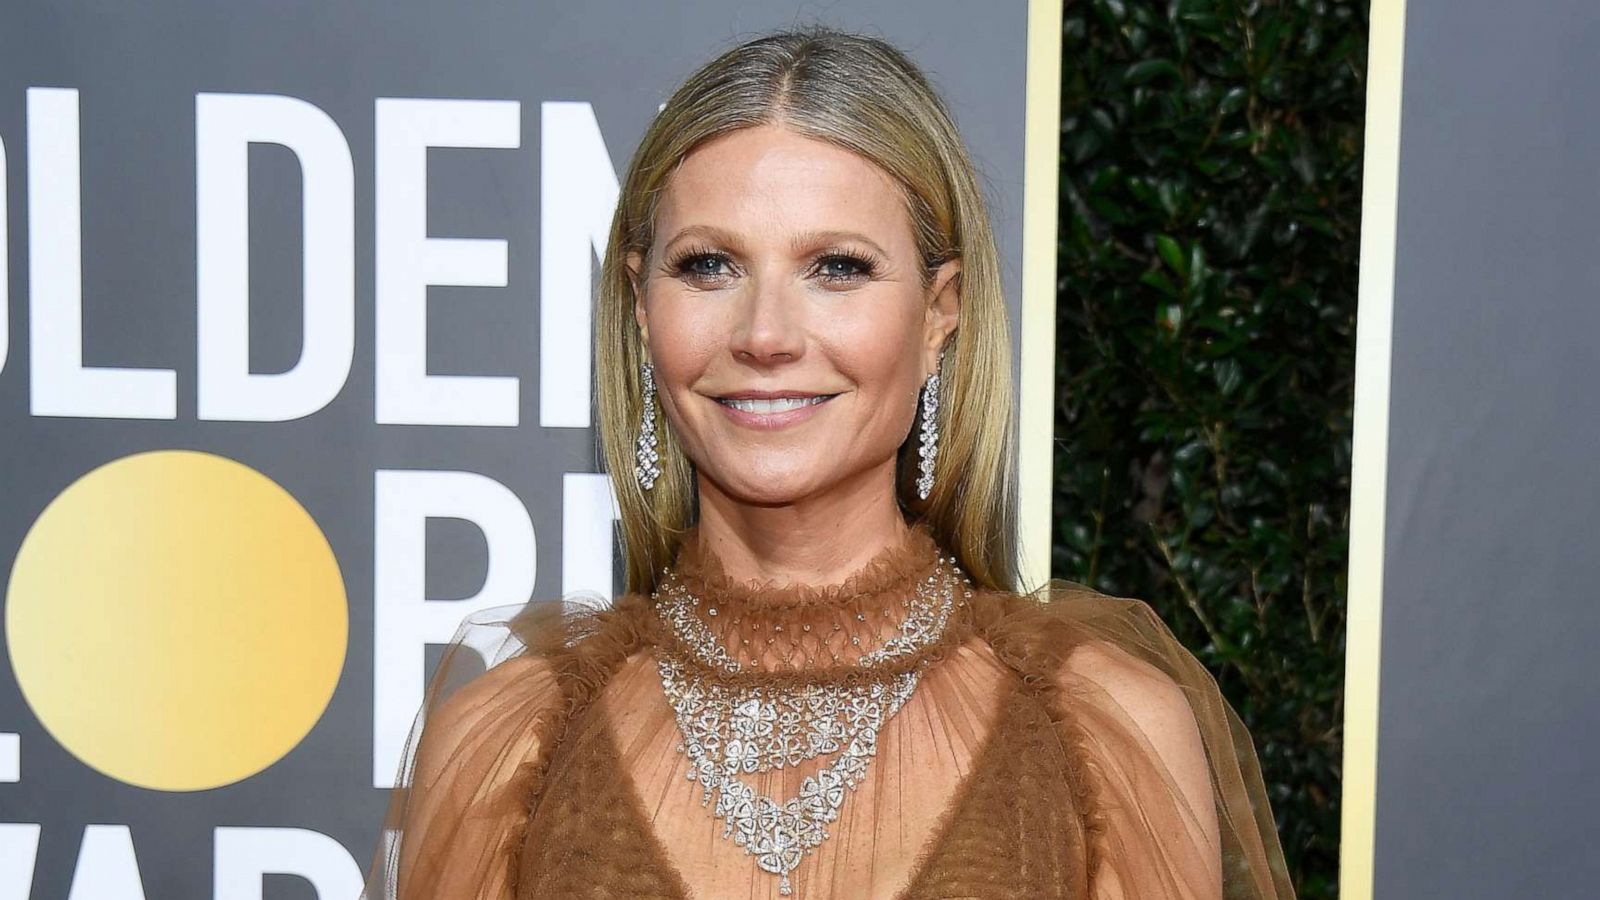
[647,302,722,391]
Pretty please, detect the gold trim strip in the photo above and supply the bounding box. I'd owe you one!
[1018,0,1063,592]
[1340,0,1408,895]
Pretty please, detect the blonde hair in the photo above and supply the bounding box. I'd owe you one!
[596,26,1018,593]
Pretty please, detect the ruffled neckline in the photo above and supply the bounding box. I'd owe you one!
[652,522,972,678]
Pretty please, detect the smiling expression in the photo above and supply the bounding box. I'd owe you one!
[629,124,960,507]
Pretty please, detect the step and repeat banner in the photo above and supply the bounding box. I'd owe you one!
[1343,0,1600,897]
[0,2,1048,895]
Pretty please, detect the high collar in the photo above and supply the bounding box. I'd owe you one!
[654,522,969,678]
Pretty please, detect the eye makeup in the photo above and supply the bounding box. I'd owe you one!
[661,244,884,288]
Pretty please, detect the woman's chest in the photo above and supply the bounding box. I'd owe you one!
[513,648,1093,900]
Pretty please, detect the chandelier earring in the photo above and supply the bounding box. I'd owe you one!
[916,354,943,501]
[635,360,662,491]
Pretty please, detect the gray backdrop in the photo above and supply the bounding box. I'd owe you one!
[0,1,1029,896]
[1375,0,1600,895]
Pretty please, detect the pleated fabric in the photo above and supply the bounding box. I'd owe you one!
[362,524,1296,899]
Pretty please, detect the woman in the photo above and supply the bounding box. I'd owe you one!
[363,26,1295,900]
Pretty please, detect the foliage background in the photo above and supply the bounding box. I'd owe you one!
[1051,1,1367,895]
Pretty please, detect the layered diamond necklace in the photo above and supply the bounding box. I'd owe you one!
[653,552,966,896]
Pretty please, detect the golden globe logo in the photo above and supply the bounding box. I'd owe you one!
[0,86,626,896]
[6,450,347,791]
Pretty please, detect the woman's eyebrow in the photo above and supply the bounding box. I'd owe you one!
[789,230,890,258]
[661,224,746,253]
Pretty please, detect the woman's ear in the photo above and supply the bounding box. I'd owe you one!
[627,249,650,345]
[923,258,961,375]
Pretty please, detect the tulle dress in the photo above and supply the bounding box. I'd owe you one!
[362,524,1296,899]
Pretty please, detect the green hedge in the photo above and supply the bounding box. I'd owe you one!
[1052,1,1366,896]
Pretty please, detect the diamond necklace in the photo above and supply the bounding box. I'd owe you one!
[653,554,964,896]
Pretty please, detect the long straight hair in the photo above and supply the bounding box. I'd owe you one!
[595,26,1019,593]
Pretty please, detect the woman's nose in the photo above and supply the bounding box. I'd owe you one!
[729,277,805,365]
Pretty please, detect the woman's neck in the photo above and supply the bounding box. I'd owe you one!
[694,462,911,588]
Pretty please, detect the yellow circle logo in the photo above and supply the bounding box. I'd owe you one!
[5,449,348,791]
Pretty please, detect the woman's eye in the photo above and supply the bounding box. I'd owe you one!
[678,254,733,281]
[816,255,871,282]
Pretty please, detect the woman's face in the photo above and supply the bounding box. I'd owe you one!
[629,124,959,508]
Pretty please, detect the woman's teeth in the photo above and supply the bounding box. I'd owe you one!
[718,396,831,413]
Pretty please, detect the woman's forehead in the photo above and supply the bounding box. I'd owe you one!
[654,126,913,249]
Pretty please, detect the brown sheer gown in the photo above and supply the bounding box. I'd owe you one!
[362,524,1296,899]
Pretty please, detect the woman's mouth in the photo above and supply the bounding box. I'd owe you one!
[716,396,831,413]
[712,393,839,428]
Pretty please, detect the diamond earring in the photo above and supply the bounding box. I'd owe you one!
[916,364,941,501]
[635,360,662,491]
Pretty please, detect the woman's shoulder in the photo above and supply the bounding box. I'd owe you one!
[412,593,646,721]
[367,594,635,899]
[970,580,1295,897]
[395,592,656,797]
[977,580,1225,738]
[970,578,1193,678]
[970,578,1200,700]
[973,579,1220,830]
[404,599,578,745]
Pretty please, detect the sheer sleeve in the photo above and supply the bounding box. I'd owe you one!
[359,597,601,900]
[1011,580,1297,900]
